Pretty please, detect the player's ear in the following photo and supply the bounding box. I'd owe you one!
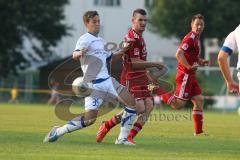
[84,19,90,26]
[131,17,135,23]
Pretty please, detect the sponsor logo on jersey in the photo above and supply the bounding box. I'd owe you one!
[134,48,140,55]
[182,43,189,51]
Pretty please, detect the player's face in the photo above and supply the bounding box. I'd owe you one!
[86,15,100,35]
[132,13,147,33]
[191,18,204,35]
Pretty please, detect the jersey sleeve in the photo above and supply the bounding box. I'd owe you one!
[74,37,89,51]
[221,31,236,55]
[179,37,193,53]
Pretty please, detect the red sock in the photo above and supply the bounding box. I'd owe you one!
[104,115,121,130]
[128,122,142,139]
[192,110,203,134]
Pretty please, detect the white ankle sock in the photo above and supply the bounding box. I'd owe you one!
[56,116,86,137]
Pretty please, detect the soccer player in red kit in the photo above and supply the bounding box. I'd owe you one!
[96,8,166,144]
[160,14,209,136]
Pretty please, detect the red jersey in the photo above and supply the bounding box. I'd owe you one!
[177,31,200,74]
[120,29,147,85]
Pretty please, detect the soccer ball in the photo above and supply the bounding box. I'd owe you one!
[72,77,92,97]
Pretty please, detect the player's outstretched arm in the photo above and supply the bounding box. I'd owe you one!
[110,39,135,63]
[218,50,239,93]
[110,51,124,63]
[198,58,209,66]
[131,59,166,71]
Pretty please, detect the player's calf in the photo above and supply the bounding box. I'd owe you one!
[192,95,205,135]
[116,107,137,143]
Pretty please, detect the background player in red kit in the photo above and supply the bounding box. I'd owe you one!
[96,8,166,144]
[161,14,209,136]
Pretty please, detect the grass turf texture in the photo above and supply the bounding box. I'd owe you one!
[0,103,240,160]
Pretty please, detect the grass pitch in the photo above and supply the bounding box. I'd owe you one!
[0,103,240,160]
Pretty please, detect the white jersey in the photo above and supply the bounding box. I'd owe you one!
[74,33,112,81]
[221,25,240,69]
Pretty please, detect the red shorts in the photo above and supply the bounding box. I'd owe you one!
[125,71,151,99]
[174,71,202,100]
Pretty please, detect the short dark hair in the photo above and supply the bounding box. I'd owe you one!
[133,8,147,17]
[191,14,204,23]
[83,11,99,24]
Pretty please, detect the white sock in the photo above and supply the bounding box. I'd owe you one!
[56,116,86,137]
[117,107,136,140]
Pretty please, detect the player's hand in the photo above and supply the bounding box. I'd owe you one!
[72,48,88,60]
[189,62,199,71]
[121,38,135,53]
[227,81,239,94]
[198,59,209,66]
[202,59,209,66]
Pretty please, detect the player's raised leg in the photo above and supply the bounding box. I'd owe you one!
[44,110,98,143]
[115,89,138,145]
[44,97,102,143]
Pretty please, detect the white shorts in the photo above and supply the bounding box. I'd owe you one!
[84,77,125,110]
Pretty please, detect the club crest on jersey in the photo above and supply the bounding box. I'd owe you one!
[184,93,189,97]
[134,48,140,55]
[182,43,189,51]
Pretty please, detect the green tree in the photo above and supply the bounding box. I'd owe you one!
[147,0,239,56]
[0,0,70,78]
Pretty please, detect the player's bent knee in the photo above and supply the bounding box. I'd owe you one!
[172,99,186,109]
[193,95,204,109]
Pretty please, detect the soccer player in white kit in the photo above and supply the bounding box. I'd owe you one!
[43,11,142,145]
[218,25,240,93]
